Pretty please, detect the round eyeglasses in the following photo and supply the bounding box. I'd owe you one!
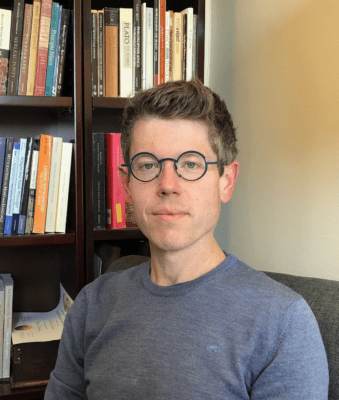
[121,151,219,182]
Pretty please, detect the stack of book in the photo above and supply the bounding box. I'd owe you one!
[0,273,13,381]
[0,0,71,96]
[91,1,198,97]
[0,135,73,235]
[93,133,137,230]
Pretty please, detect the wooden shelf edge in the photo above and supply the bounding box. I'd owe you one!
[92,97,129,109]
[93,228,146,241]
[0,233,76,247]
[0,96,72,108]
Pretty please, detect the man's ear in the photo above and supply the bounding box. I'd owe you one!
[219,161,239,203]
[119,167,133,204]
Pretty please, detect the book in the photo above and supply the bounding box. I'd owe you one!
[26,0,42,96]
[18,4,33,95]
[181,7,193,81]
[165,10,170,82]
[90,9,98,97]
[55,8,70,96]
[11,137,27,235]
[105,133,126,229]
[0,137,6,197]
[92,133,105,229]
[54,142,73,233]
[25,149,39,234]
[133,0,141,94]
[182,13,187,81]
[34,0,53,96]
[32,134,53,234]
[7,0,25,95]
[104,8,119,97]
[146,7,153,89]
[45,2,60,96]
[172,12,183,81]
[0,9,12,95]
[141,3,146,90]
[0,280,4,379]
[119,8,133,97]
[0,274,13,381]
[45,136,62,232]
[4,142,20,235]
[0,138,14,235]
[51,5,63,96]
[18,137,34,234]
[158,0,166,84]
[153,0,159,86]
[97,9,104,97]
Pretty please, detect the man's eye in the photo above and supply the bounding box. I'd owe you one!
[140,162,156,170]
[184,162,197,169]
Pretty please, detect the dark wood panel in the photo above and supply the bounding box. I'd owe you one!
[0,233,75,247]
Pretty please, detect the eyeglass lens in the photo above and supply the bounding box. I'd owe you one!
[131,152,207,182]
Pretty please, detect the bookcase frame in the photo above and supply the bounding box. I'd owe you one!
[82,0,206,284]
[0,0,84,397]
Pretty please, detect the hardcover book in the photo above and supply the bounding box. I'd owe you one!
[0,138,14,235]
[104,8,119,97]
[133,0,141,94]
[91,9,98,97]
[25,149,39,234]
[0,274,13,380]
[92,133,106,229]
[18,4,33,95]
[0,9,12,95]
[56,8,70,96]
[4,142,19,235]
[45,2,60,96]
[119,8,133,97]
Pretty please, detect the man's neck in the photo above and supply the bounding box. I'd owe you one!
[149,239,226,286]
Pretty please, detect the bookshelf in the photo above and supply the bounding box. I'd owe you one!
[82,0,206,284]
[0,0,83,397]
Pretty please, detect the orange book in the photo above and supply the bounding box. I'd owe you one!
[104,8,119,97]
[158,0,166,84]
[32,135,53,233]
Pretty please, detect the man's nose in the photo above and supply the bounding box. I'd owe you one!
[156,161,182,194]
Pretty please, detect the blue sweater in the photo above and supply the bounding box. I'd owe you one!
[45,253,329,399]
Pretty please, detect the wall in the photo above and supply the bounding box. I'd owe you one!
[208,0,338,279]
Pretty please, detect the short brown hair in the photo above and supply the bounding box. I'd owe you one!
[120,78,238,176]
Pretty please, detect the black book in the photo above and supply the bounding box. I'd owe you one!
[56,9,70,96]
[0,138,14,235]
[92,133,106,229]
[133,0,141,93]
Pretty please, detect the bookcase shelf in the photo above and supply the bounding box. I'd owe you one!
[93,228,146,241]
[0,232,75,247]
[0,96,72,108]
[92,97,128,109]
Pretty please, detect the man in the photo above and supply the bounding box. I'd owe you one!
[45,78,328,399]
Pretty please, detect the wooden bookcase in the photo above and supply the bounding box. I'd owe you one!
[82,0,205,284]
[0,0,84,397]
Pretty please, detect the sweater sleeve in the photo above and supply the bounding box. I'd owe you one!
[250,298,329,399]
[44,288,88,400]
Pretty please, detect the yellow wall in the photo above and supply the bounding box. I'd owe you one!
[210,0,338,279]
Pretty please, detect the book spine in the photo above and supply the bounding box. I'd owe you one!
[192,14,197,78]
[0,137,6,197]
[0,138,13,235]
[34,0,53,96]
[4,142,19,235]
[18,137,34,234]
[182,8,193,81]
[51,5,62,96]
[0,9,12,95]
[11,138,27,235]
[25,149,39,234]
[112,134,126,229]
[0,274,13,381]
[146,7,153,90]
[7,0,25,95]
[133,0,141,94]
[92,133,105,229]
[91,10,98,97]
[45,136,62,232]
[119,8,133,97]
[45,2,60,96]
[26,0,42,95]
[158,0,166,85]
[98,10,104,97]
[182,13,187,81]
[56,8,70,96]
[32,134,53,233]
[153,0,158,86]
[172,12,182,81]
[104,8,119,98]
[141,3,146,90]
[0,281,5,379]
[168,10,173,82]
[54,142,73,233]
[18,4,33,95]
[165,11,170,83]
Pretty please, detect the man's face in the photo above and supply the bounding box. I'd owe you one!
[121,117,238,254]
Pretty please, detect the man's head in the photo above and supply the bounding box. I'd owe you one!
[120,78,238,176]
[119,79,239,255]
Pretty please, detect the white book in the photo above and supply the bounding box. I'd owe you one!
[4,142,19,235]
[25,149,39,234]
[141,3,147,90]
[0,274,13,380]
[165,11,170,83]
[192,14,197,78]
[172,12,183,81]
[119,8,133,97]
[54,142,73,233]
[181,7,194,81]
[45,137,63,232]
[146,7,153,89]
[0,280,5,379]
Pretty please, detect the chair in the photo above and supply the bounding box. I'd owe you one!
[106,256,339,399]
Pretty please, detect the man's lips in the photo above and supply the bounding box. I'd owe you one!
[152,209,187,221]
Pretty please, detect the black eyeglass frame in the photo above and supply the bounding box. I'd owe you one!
[121,151,219,182]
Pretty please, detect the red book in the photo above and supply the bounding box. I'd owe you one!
[105,133,126,229]
[34,0,53,96]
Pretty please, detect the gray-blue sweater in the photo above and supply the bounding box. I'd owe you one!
[45,253,329,399]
